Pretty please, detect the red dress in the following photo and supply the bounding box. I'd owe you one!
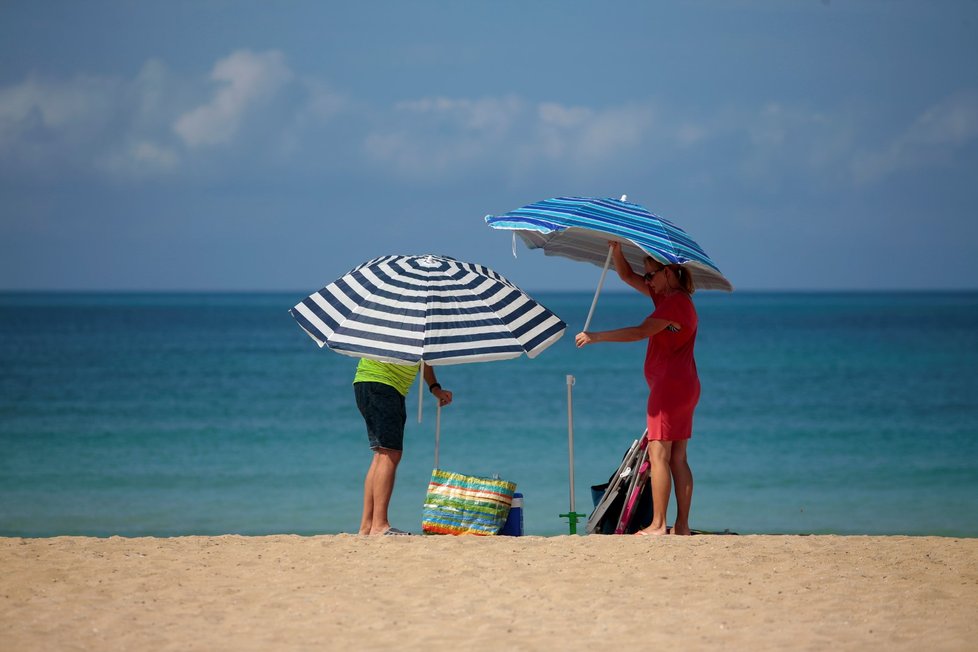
[644,291,700,441]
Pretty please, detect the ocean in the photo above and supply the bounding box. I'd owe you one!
[1,291,976,537]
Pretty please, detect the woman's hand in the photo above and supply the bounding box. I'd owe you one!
[433,388,453,407]
[575,331,594,348]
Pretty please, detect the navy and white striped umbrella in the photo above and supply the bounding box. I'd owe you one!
[485,196,733,292]
[289,254,566,366]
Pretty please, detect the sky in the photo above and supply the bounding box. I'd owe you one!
[1,1,977,292]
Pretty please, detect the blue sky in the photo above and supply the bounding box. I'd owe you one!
[1,1,976,292]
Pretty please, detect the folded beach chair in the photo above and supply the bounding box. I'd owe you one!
[614,446,651,534]
[586,433,653,535]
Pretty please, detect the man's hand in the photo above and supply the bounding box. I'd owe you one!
[433,388,453,407]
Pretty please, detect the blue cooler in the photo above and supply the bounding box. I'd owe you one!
[499,492,523,536]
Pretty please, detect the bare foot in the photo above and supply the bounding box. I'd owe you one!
[634,526,668,536]
[671,524,692,536]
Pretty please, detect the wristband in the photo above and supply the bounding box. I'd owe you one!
[429,383,442,393]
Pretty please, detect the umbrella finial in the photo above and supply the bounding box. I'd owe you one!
[620,194,627,202]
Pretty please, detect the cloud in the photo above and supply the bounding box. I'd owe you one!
[0,74,119,170]
[95,140,179,177]
[0,50,348,180]
[364,96,655,181]
[297,77,347,123]
[363,96,525,178]
[904,91,978,147]
[675,122,708,147]
[3,45,972,197]
[395,96,524,133]
[851,91,978,184]
[535,103,654,164]
[0,75,116,133]
[173,50,294,147]
[0,60,188,177]
[734,102,855,186]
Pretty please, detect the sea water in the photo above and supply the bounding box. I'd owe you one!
[1,291,976,537]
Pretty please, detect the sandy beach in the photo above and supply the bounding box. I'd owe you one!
[1,534,976,651]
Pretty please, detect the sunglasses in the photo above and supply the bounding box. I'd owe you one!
[643,269,664,282]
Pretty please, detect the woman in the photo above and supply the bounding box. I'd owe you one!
[575,241,700,536]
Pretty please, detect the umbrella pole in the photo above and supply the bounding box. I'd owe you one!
[559,374,586,534]
[434,402,441,469]
[582,245,613,332]
[417,360,424,424]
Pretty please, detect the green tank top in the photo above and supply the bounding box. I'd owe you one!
[353,358,421,397]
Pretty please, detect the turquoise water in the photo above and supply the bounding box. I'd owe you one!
[1,291,976,537]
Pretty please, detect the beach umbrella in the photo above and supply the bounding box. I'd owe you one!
[485,195,733,330]
[289,253,567,467]
[289,253,565,365]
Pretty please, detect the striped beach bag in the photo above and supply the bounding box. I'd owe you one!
[421,469,517,536]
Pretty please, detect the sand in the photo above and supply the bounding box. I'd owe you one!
[1,534,976,651]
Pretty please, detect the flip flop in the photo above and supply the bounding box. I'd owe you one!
[382,527,412,536]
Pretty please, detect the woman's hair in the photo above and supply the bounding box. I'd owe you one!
[669,265,696,295]
[643,256,695,295]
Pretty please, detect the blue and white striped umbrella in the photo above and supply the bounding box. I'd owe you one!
[289,254,566,366]
[485,196,733,292]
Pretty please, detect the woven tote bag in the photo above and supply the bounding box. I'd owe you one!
[421,469,516,536]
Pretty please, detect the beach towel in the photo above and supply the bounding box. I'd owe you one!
[421,469,516,536]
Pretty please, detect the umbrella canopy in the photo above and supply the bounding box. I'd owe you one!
[289,253,566,366]
[485,195,733,292]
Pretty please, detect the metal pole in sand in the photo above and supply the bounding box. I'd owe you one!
[417,360,425,424]
[434,402,441,469]
[559,374,587,534]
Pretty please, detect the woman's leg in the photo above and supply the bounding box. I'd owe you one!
[669,439,693,535]
[637,440,672,535]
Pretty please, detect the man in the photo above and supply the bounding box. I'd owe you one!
[353,358,452,535]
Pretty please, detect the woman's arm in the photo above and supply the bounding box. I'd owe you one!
[610,241,646,295]
[575,315,676,348]
[609,241,661,298]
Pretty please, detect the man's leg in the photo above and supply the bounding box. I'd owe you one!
[669,439,693,535]
[359,455,379,535]
[637,440,672,535]
[367,447,402,535]
[354,382,407,535]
